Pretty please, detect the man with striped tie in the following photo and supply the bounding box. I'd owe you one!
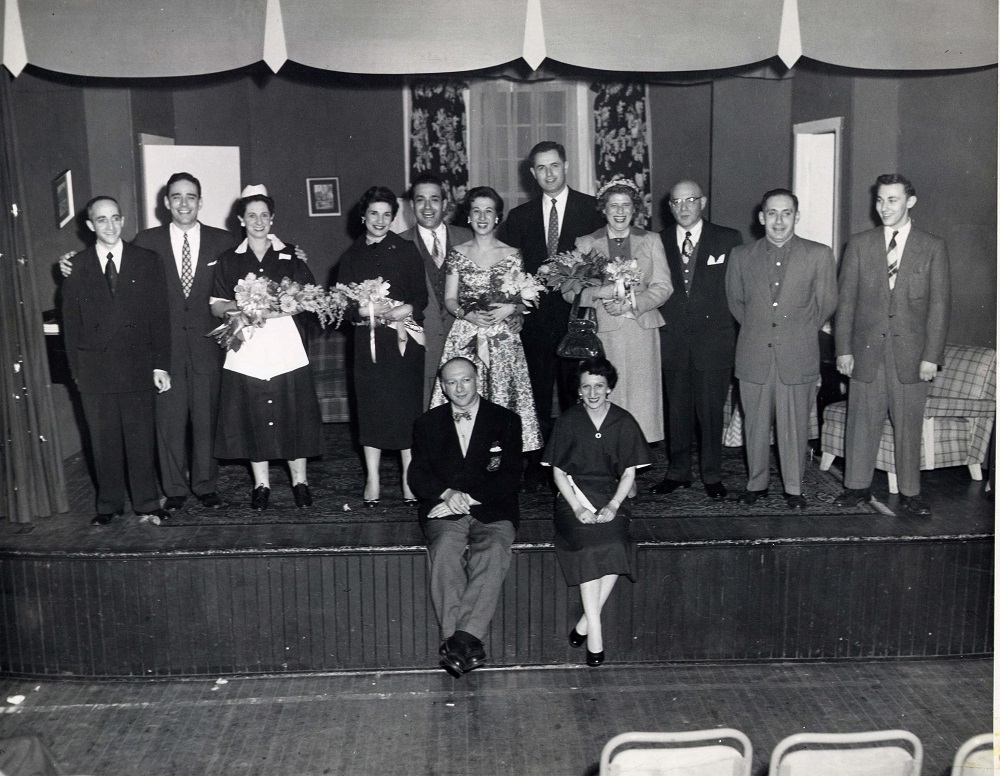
[833,174,951,517]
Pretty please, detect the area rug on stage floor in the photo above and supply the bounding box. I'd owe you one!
[149,424,884,526]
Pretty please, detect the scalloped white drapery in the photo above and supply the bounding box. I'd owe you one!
[1,0,994,79]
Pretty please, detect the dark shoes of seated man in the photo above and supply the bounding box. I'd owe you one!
[650,478,727,500]
[91,508,170,526]
[439,630,487,676]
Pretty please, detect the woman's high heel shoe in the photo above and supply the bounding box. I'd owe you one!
[586,650,605,667]
[364,498,380,508]
[568,628,586,649]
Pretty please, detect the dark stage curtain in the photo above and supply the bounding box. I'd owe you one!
[409,81,470,209]
[593,83,651,228]
[0,69,67,523]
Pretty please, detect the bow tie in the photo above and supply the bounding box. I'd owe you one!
[453,411,472,422]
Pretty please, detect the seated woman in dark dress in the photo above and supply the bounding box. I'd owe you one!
[542,356,652,666]
[337,186,428,507]
[210,185,324,511]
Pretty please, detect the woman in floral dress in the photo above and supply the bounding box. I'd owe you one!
[430,187,542,452]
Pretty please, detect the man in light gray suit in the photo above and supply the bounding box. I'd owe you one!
[833,174,950,517]
[400,173,472,408]
[726,189,838,509]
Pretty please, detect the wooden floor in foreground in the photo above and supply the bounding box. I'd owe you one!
[0,657,990,775]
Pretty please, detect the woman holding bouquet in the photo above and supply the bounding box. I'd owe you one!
[431,187,542,452]
[338,186,428,506]
[566,179,672,443]
[211,185,323,510]
[543,356,651,666]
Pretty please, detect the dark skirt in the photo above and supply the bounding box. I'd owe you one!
[553,474,637,586]
[352,324,424,450]
[215,365,324,461]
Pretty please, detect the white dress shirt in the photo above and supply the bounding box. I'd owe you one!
[452,395,480,457]
[885,219,913,262]
[675,218,704,253]
[417,223,448,266]
[170,221,201,279]
[98,240,124,273]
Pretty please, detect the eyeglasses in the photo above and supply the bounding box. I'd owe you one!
[669,197,701,207]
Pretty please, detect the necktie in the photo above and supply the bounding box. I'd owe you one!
[454,411,472,422]
[887,231,899,290]
[104,252,117,297]
[181,232,193,297]
[546,198,559,257]
[682,231,694,264]
[431,231,443,268]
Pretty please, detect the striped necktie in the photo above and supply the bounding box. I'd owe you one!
[887,231,899,290]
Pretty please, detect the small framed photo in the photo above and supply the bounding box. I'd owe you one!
[54,169,74,228]
[307,177,341,217]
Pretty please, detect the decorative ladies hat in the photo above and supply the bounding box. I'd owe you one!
[595,178,640,199]
[240,184,269,198]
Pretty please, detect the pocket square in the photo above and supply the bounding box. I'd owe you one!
[279,253,292,261]
[706,254,726,265]
[206,260,217,267]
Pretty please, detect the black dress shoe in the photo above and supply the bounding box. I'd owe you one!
[462,637,486,672]
[163,496,186,511]
[899,494,932,517]
[650,477,691,495]
[363,499,380,508]
[90,510,123,526]
[784,493,807,510]
[439,635,467,676]
[292,483,312,508]
[735,488,768,505]
[251,485,270,511]
[136,508,171,524]
[833,487,870,507]
[704,481,728,500]
[568,628,586,649]
[586,650,605,667]
[402,497,419,506]
[198,492,223,509]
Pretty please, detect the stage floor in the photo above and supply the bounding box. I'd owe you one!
[0,425,993,556]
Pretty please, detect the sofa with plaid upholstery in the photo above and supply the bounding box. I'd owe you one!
[819,343,996,493]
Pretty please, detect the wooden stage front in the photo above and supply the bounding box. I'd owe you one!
[0,440,993,679]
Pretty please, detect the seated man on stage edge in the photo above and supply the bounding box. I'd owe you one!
[408,357,523,675]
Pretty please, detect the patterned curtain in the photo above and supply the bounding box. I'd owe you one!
[0,71,68,522]
[409,81,469,212]
[593,83,651,228]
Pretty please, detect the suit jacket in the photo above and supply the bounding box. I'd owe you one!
[132,223,238,376]
[498,188,606,337]
[565,226,673,332]
[726,235,837,386]
[408,398,522,528]
[400,223,473,358]
[61,242,171,394]
[659,221,744,371]
[834,225,950,384]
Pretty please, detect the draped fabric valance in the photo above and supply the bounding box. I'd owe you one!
[1,0,995,79]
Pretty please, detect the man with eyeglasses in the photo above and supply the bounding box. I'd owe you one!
[60,196,172,526]
[651,180,743,500]
[832,174,950,517]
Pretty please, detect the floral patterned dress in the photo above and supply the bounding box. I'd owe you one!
[430,250,542,452]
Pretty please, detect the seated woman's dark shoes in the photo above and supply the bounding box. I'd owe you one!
[568,628,586,649]
[292,483,312,508]
[586,650,605,667]
[251,485,270,511]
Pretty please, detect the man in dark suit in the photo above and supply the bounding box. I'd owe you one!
[833,174,950,517]
[63,173,238,511]
[61,196,172,526]
[400,173,473,408]
[652,179,744,500]
[498,141,605,488]
[726,189,838,509]
[408,357,522,675]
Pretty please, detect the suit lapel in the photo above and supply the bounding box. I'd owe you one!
[894,228,924,290]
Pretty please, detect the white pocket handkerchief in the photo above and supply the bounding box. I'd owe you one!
[706,254,726,265]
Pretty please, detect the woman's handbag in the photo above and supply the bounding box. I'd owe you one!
[556,293,605,359]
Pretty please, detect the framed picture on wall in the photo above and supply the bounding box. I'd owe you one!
[54,169,74,228]
[307,177,341,217]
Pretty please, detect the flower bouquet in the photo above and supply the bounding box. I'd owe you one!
[538,242,642,312]
[207,272,339,352]
[331,277,424,363]
[456,268,546,367]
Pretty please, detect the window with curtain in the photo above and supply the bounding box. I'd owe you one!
[468,80,594,210]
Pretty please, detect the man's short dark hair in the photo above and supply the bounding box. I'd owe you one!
[760,188,798,213]
[166,172,202,197]
[528,141,566,166]
[408,172,446,201]
[876,173,916,199]
[85,195,120,220]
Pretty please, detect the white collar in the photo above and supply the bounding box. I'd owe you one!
[235,234,287,253]
[170,221,201,239]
